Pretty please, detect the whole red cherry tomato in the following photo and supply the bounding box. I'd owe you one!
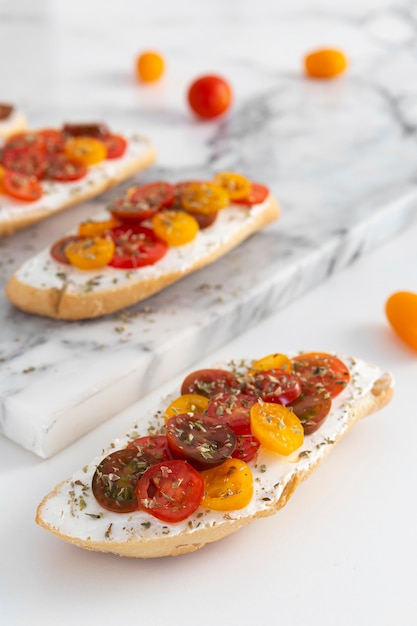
[187,75,233,120]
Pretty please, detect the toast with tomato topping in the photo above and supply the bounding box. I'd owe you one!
[35,352,394,558]
[6,176,280,320]
[0,124,156,237]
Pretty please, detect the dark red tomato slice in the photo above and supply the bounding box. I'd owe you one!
[37,129,66,153]
[165,414,236,470]
[92,448,151,513]
[288,391,332,435]
[3,131,45,152]
[61,122,110,139]
[207,392,257,435]
[136,460,204,523]
[43,153,88,182]
[232,433,260,463]
[244,368,302,405]
[181,368,240,399]
[129,181,175,210]
[189,210,217,230]
[107,224,168,269]
[102,133,127,159]
[108,197,159,223]
[233,183,269,205]
[3,170,42,201]
[50,235,83,264]
[291,353,350,399]
[126,435,172,463]
[2,146,47,178]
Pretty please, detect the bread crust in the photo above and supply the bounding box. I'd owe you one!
[35,360,394,558]
[6,196,280,320]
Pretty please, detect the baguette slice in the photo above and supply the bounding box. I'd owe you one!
[0,106,26,139]
[36,354,394,558]
[6,194,280,320]
[0,132,156,237]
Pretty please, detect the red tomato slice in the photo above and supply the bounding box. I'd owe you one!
[181,368,240,398]
[129,181,175,210]
[288,391,332,435]
[107,224,168,269]
[232,433,260,463]
[102,133,127,159]
[136,460,204,523]
[92,448,151,513]
[165,414,236,470]
[108,197,159,223]
[3,170,43,201]
[125,435,173,463]
[50,235,84,264]
[207,392,257,435]
[291,353,350,399]
[2,146,47,178]
[43,153,88,182]
[244,368,302,405]
[233,183,269,205]
[37,129,66,153]
[3,131,45,152]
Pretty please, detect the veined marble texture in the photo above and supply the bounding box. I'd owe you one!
[1,0,417,456]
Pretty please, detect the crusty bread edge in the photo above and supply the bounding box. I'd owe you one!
[35,370,394,558]
[0,138,156,237]
[0,111,27,139]
[6,196,280,320]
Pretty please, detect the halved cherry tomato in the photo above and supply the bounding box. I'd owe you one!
[2,146,46,178]
[78,217,120,238]
[65,237,115,270]
[212,172,252,201]
[244,369,302,405]
[181,368,240,398]
[102,133,128,159]
[248,353,292,375]
[2,170,42,201]
[232,434,260,463]
[165,414,236,470]
[250,401,304,456]
[164,394,209,420]
[130,181,175,209]
[201,458,253,511]
[64,137,107,166]
[3,131,44,152]
[50,235,83,265]
[180,182,229,215]
[188,75,233,120]
[62,123,110,139]
[107,224,168,269]
[92,448,150,513]
[207,392,256,435]
[43,153,87,182]
[37,129,66,153]
[125,435,173,463]
[291,353,350,399]
[0,164,5,192]
[233,183,270,206]
[288,391,332,435]
[152,210,199,246]
[108,197,157,223]
[136,460,204,523]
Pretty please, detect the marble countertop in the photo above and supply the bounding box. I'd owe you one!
[0,1,416,624]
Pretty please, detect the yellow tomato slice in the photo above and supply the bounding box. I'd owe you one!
[180,182,229,215]
[248,353,292,376]
[65,237,115,270]
[250,401,304,456]
[0,164,4,192]
[212,172,252,200]
[164,393,209,420]
[65,137,107,166]
[152,210,199,246]
[201,458,253,511]
[78,217,119,238]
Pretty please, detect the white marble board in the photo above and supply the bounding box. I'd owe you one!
[1,0,417,457]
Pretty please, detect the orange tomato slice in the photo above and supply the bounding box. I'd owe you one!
[78,217,120,238]
[212,172,252,200]
[64,137,107,166]
[152,210,199,246]
[65,237,115,270]
[248,353,292,376]
[201,458,253,511]
[250,401,304,456]
[180,182,229,215]
[164,393,209,420]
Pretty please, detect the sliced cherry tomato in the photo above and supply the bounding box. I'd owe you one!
[65,237,115,270]
[37,129,66,153]
[288,391,332,435]
[2,170,42,201]
[102,133,128,159]
[201,458,253,511]
[152,210,199,246]
[165,414,236,470]
[64,137,107,166]
[250,401,304,456]
[291,352,350,399]
[136,460,204,523]
[50,235,83,265]
[233,183,270,206]
[248,353,292,375]
[77,217,119,238]
[181,368,240,398]
[92,448,150,513]
[180,182,229,215]
[43,153,88,182]
[244,369,302,405]
[108,197,158,223]
[62,123,110,138]
[2,146,47,178]
[129,181,175,210]
[164,394,209,420]
[3,131,44,152]
[232,434,260,463]
[125,435,173,463]
[207,392,257,435]
[188,75,233,120]
[107,224,168,269]
[212,172,252,201]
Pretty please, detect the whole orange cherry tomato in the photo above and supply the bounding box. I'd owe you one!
[187,75,232,119]
[136,51,165,82]
[386,291,417,351]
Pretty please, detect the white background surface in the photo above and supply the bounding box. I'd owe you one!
[1,0,417,624]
